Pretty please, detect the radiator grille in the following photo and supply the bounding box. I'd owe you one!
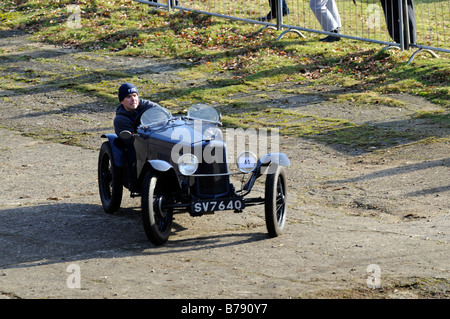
[195,161,229,197]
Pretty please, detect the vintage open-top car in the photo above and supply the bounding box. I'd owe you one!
[98,104,290,245]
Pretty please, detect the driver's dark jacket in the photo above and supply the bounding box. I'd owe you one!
[113,99,160,136]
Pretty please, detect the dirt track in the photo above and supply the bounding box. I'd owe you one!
[0,30,449,299]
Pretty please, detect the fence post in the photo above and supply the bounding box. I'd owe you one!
[276,0,282,31]
[403,0,411,50]
[398,0,404,51]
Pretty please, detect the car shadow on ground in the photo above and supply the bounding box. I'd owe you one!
[0,202,267,270]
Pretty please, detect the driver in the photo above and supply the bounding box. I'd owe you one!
[114,83,160,136]
[113,83,160,194]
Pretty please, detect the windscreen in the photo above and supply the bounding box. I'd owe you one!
[140,106,172,127]
[187,104,220,124]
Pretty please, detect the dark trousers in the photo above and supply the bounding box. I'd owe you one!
[124,147,138,192]
[380,0,416,49]
[268,0,290,19]
[115,138,138,192]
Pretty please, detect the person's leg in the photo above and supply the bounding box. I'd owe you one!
[282,0,290,16]
[406,0,416,46]
[259,0,289,21]
[326,0,341,30]
[123,146,138,193]
[310,0,339,32]
[310,0,341,42]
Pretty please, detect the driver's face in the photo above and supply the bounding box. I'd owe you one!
[122,93,139,111]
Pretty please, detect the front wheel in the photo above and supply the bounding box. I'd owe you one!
[142,171,173,245]
[264,165,287,237]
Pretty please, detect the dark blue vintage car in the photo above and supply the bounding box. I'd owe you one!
[98,104,290,245]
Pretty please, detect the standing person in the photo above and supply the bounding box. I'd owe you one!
[114,83,160,192]
[380,0,416,49]
[309,0,342,42]
[259,0,290,22]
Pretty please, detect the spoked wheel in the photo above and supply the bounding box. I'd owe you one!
[142,171,173,245]
[264,165,287,237]
[98,142,123,213]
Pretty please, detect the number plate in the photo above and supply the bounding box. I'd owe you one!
[191,198,245,214]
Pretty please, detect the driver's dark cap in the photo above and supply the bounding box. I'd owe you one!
[118,83,138,102]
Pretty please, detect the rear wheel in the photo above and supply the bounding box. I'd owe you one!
[98,142,123,213]
[264,165,287,237]
[142,171,173,245]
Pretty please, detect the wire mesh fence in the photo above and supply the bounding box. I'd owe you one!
[134,0,449,57]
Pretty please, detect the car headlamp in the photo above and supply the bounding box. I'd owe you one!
[237,151,257,173]
[178,153,199,176]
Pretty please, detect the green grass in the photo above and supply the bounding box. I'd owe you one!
[1,0,448,105]
[0,0,448,151]
[414,110,450,125]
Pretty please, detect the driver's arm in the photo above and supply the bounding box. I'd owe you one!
[114,114,133,136]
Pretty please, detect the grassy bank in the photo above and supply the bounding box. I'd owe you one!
[0,0,448,150]
[2,0,448,103]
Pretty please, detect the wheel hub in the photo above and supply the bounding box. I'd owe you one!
[155,196,167,218]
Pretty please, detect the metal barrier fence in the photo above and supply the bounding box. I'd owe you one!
[134,0,449,62]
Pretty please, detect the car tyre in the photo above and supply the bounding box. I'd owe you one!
[264,164,287,237]
[98,141,123,213]
[142,171,173,245]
